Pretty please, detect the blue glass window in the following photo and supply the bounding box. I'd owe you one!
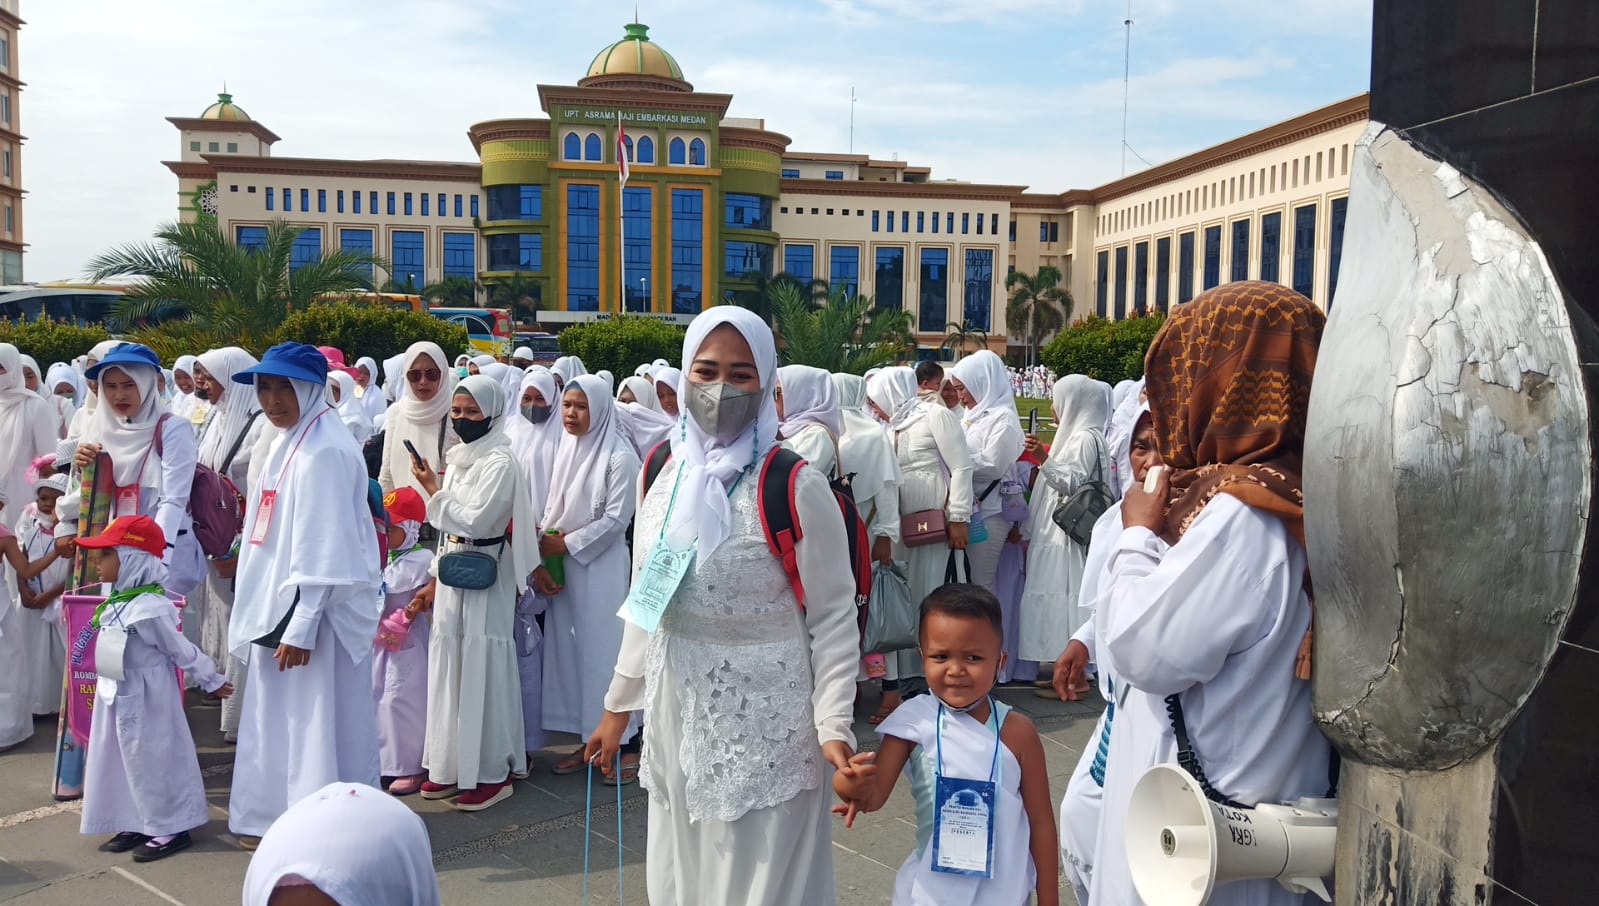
[724,241,773,280]
[567,184,601,311]
[1134,242,1149,315]
[317,189,327,213]
[724,194,772,230]
[917,248,948,333]
[369,191,378,215]
[976,213,984,235]
[1009,220,1017,241]
[963,249,993,331]
[487,234,542,272]
[1293,204,1317,298]
[946,212,955,234]
[421,193,430,217]
[438,194,446,217]
[339,228,373,282]
[282,188,291,211]
[991,214,999,236]
[625,186,653,312]
[442,232,475,280]
[454,194,463,218]
[387,192,396,216]
[1155,236,1171,311]
[1178,232,1196,303]
[871,210,880,232]
[671,188,704,314]
[390,231,424,291]
[290,228,321,272]
[236,225,267,252]
[886,210,895,233]
[875,247,904,310]
[1203,225,1222,290]
[353,190,361,214]
[470,195,479,219]
[1329,197,1348,303]
[487,185,543,222]
[689,139,706,166]
[1113,246,1128,319]
[1095,249,1109,317]
[404,193,413,216]
[961,213,970,234]
[637,135,655,164]
[336,190,344,214]
[917,212,925,233]
[669,137,686,165]
[564,133,581,161]
[785,244,814,283]
[825,170,844,180]
[300,189,310,212]
[901,211,909,233]
[1231,219,1250,282]
[1260,212,1282,284]
[585,133,602,162]
[830,245,860,298]
[265,187,274,211]
[781,168,800,178]
[932,212,940,234]
[622,135,634,162]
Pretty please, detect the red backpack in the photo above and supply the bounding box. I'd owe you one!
[642,442,874,621]
[154,412,255,558]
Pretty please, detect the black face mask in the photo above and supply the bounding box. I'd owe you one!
[521,403,553,424]
[452,415,493,444]
[195,386,211,402]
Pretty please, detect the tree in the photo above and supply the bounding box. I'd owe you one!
[942,320,989,359]
[89,219,386,355]
[1040,312,1167,384]
[421,276,478,307]
[728,270,829,321]
[556,316,685,379]
[771,283,913,374]
[486,274,544,324]
[1006,266,1072,368]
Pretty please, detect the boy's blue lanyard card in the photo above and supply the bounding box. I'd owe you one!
[931,699,1001,878]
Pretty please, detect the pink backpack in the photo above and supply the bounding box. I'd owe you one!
[154,412,256,558]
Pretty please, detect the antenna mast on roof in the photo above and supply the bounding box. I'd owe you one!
[849,86,857,154]
[1121,0,1133,176]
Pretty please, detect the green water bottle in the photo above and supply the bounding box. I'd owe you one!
[543,529,565,586]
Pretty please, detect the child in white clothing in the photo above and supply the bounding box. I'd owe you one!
[374,487,434,796]
[833,584,1059,906]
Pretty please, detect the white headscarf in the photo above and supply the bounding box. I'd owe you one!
[652,366,683,415]
[18,353,41,392]
[109,544,170,594]
[242,782,440,906]
[777,364,843,442]
[353,355,388,424]
[512,346,534,363]
[867,366,926,430]
[618,375,661,411]
[1106,377,1147,494]
[381,354,407,403]
[481,361,521,405]
[551,356,588,385]
[90,358,165,487]
[830,373,901,506]
[666,307,779,556]
[509,367,562,518]
[194,347,261,472]
[595,369,615,393]
[1,344,57,531]
[327,371,374,444]
[386,342,457,485]
[46,362,85,407]
[542,374,636,533]
[445,375,537,589]
[1048,375,1113,500]
[469,354,496,370]
[952,350,1021,434]
[79,340,124,417]
[634,363,653,379]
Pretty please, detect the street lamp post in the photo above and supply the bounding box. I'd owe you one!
[639,276,647,312]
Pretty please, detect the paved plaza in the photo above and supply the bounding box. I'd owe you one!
[0,685,1101,905]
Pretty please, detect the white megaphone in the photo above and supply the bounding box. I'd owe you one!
[1126,763,1337,906]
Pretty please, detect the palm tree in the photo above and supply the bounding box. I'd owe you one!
[486,274,544,324]
[771,283,912,374]
[421,276,479,307]
[1006,266,1072,368]
[89,219,385,355]
[942,320,989,359]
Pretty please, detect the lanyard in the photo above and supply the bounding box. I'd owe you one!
[935,697,1002,785]
[654,463,749,542]
[264,409,330,493]
[92,583,165,628]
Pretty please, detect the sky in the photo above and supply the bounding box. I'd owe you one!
[20,0,1372,282]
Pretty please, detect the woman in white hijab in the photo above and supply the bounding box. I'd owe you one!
[611,375,675,459]
[538,374,641,775]
[18,354,67,439]
[17,473,71,717]
[617,375,659,411]
[59,339,123,463]
[830,373,901,567]
[378,342,460,497]
[352,355,389,426]
[408,374,534,811]
[550,355,587,388]
[950,350,1026,595]
[47,361,85,408]
[169,355,200,426]
[243,781,440,906]
[652,366,682,418]
[0,344,58,535]
[1105,377,1146,495]
[507,366,561,762]
[326,371,375,445]
[480,361,522,408]
[586,306,859,906]
[776,364,843,477]
[381,354,407,403]
[1018,375,1110,677]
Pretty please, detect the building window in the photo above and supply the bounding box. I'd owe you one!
[688,138,706,166]
[387,192,397,216]
[318,189,327,213]
[963,249,993,331]
[875,246,905,310]
[625,186,654,312]
[724,193,773,231]
[976,214,984,235]
[991,214,999,236]
[336,190,344,213]
[886,210,895,234]
[825,170,844,180]
[961,213,970,235]
[1155,236,1171,311]
[1178,232,1196,303]
[390,231,425,291]
[622,135,634,162]
[290,228,322,272]
[669,137,686,165]
[1293,204,1317,297]
[567,184,601,311]
[585,132,603,162]
[226,142,238,153]
[438,193,447,217]
[442,232,476,280]
[1231,218,1250,282]
[671,188,704,313]
[470,195,479,219]
[724,240,773,280]
[421,193,430,217]
[947,212,955,234]
[340,228,374,282]
[1329,197,1348,303]
[917,212,926,233]
[637,136,655,164]
[404,193,413,216]
[1095,249,1109,317]
[564,133,582,161]
[830,245,860,298]
[487,234,542,272]
[209,142,220,153]
[932,213,940,235]
[785,244,815,283]
[918,248,949,333]
[1260,212,1282,284]
[1202,225,1222,290]
[236,226,268,253]
[871,211,880,232]
[455,194,463,218]
[190,140,200,152]
[487,185,543,221]
[0,37,9,69]
[781,168,800,178]
[299,189,309,212]
[352,190,361,215]
[897,211,905,233]
[1113,246,1129,319]
[370,191,379,215]
[1133,242,1149,315]
[1009,220,1017,242]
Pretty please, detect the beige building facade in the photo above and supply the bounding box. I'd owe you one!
[0,0,22,282]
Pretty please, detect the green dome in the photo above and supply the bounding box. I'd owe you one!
[585,23,684,82]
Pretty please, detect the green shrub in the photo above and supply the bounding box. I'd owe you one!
[1040,313,1166,385]
[556,316,685,378]
[275,303,469,363]
[0,318,113,366]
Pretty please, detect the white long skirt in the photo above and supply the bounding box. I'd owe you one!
[22,609,65,715]
[643,658,837,906]
[542,540,632,740]
[199,570,248,734]
[374,599,431,778]
[0,582,33,749]
[423,563,525,790]
[80,665,208,836]
[229,620,380,837]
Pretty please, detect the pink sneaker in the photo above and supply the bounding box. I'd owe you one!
[388,774,426,797]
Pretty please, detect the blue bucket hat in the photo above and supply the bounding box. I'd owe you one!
[233,342,329,386]
[84,343,160,380]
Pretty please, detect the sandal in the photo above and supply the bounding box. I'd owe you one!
[551,744,591,776]
[603,754,641,787]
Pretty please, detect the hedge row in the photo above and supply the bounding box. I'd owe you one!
[1039,313,1166,385]
[556,316,684,379]
[0,319,113,366]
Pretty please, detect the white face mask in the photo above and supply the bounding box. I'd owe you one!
[685,380,763,443]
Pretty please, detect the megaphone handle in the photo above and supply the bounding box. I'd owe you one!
[1164,693,1249,810]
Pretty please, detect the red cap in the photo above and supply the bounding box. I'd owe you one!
[76,515,167,557]
[382,487,428,525]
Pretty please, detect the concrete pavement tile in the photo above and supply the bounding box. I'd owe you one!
[435,852,585,906]
[0,861,48,902]
[118,833,253,903]
[0,869,173,905]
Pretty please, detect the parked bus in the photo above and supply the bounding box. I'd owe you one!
[0,285,128,326]
[429,306,513,358]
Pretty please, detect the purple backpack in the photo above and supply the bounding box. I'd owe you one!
[154,412,257,558]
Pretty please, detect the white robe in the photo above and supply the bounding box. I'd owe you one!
[1017,428,1106,662]
[1091,495,1331,906]
[889,406,974,679]
[422,450,527,789]
[375,549,432,777]
[541,446,637,741]
[961,417,1024,593]
[80,593,226,836]
[18,516,68,715]
[781,423,838,478]
[604,461,859,906]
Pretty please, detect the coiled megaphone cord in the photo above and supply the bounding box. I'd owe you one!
[1164,693,1249,810]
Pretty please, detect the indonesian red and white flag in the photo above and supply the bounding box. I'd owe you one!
[617,112,630,186]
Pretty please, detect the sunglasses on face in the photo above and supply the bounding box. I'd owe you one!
[407,369,442,382]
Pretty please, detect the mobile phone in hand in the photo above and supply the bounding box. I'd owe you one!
[403,439,424,469]
[1028,407,1038,436]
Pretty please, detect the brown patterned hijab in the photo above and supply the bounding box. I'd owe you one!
[1144,281,1325,675]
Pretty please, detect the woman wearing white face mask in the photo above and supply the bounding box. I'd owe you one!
[585,307,859,906]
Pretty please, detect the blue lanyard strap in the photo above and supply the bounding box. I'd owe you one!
[935,697,1002,785]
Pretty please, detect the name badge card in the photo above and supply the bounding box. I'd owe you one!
[932,776,997,877]
[249,490,277,546]
[619,539,693,633]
